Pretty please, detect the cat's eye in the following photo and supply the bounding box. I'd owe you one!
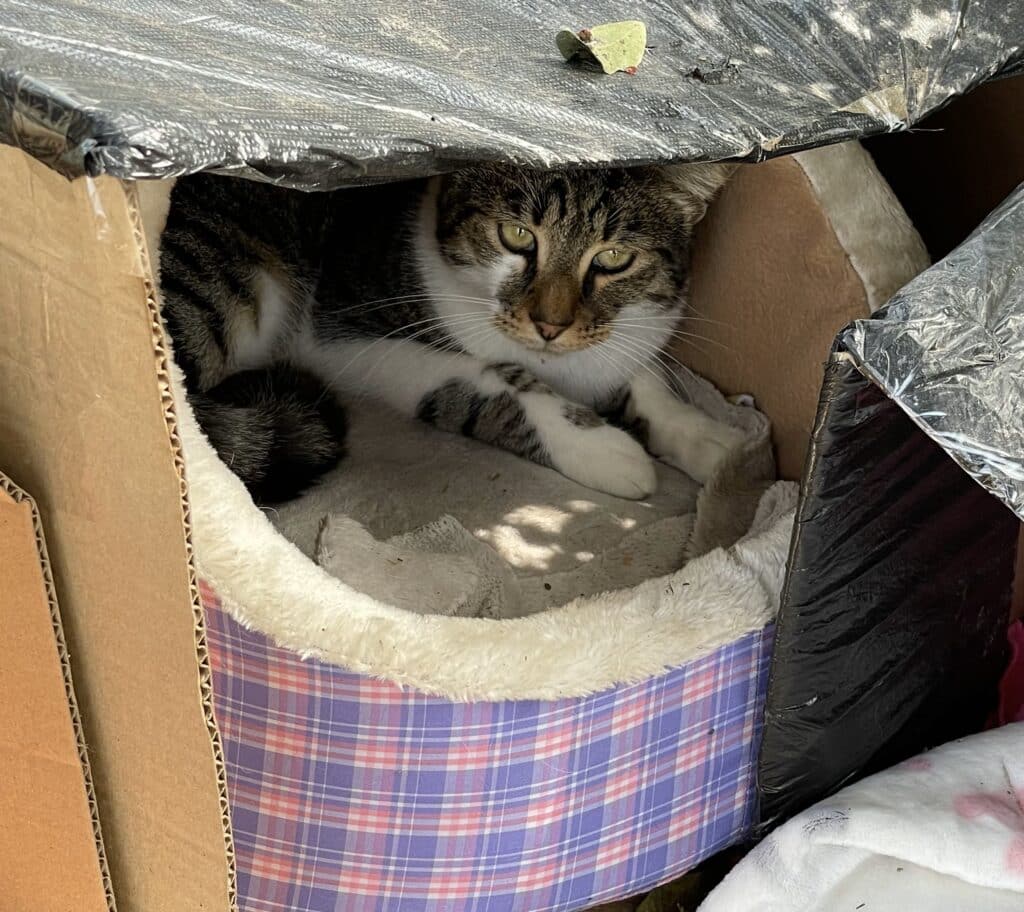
[592,248,636,273]
[498,222,536,253]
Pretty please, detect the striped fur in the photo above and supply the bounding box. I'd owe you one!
[159,163,733,503]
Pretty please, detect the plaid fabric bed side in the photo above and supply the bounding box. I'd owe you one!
[201,581,773,912]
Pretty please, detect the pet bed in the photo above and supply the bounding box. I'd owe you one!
[137,138,928,910]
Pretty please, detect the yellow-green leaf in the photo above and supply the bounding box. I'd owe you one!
[556,20,647,75]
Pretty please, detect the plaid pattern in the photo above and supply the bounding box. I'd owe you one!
[202,581,773,912]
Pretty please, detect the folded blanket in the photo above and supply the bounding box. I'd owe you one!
[699,722,1024,912]
[315,513,526,619]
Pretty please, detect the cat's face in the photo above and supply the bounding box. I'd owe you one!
[425,163,731,359]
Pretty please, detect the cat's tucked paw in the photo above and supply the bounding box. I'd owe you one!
[628,375,748,486]
[656,416,746,484]
[543,412,657,499]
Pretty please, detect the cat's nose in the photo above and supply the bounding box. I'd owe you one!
[532,319,570,341]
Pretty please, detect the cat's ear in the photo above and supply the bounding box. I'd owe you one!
[658,162,737,225]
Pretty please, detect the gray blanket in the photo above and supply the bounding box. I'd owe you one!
[270,373,776,618]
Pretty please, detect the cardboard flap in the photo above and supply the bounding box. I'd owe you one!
[0,474,112,912]
[686,155,872,480]
[0,147,233,910]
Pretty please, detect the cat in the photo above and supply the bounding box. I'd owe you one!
[158,163,743,504]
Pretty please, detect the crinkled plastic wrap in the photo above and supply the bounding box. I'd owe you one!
[0,0,1023,187]
[758,185,1024,828]
[844,185,1024,520]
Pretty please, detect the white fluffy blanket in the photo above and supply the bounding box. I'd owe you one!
[699,722,1024,912]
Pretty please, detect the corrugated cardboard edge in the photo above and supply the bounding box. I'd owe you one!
[122,180,239,910]
[0,471,117,912]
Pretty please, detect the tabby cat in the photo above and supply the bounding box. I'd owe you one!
[159,163,742,504]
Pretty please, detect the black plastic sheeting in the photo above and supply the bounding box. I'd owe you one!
[759,184,1024,827]
[758,362,1018,828]
[1,0,1023,188]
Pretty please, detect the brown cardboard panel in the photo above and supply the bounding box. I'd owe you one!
[686,156,870,480]
[0,147,231,910]
[0,481,110,912]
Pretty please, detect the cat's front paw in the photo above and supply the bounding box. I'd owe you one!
[546,415,657,500]
[627,375,749,486]
[656,416,746,484]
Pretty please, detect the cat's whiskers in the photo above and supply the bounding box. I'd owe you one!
[350,312,494,368]
[601,199,628,235]
[598,335,678,396]
[650,349,699,385]
[430,325,494,359]
[658,330,732,355]
[586,341,632,392]
[611,330,684,374]
[613,320,733,355]
[605,330,713,397]
[342,290,496,309]
[626,313,732,328]
[346,319,499,411]
[680,311,734,328]
[516,179,547,222]
[617,335,705,388]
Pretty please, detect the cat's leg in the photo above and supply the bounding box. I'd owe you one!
[605,372,745,484]
[304,337,657,498]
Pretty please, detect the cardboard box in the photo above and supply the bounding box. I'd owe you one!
[0,148,234,911]
[0,471,112,912]
[0,126,1019,907]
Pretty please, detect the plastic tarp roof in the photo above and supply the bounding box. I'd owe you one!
[0,0,1022,188]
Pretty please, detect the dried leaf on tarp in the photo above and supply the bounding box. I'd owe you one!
[556,21,647,75]
[3,0,1022,187]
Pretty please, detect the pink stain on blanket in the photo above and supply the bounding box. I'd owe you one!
[954,788,1024,875]
[1010,839,1024,874]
